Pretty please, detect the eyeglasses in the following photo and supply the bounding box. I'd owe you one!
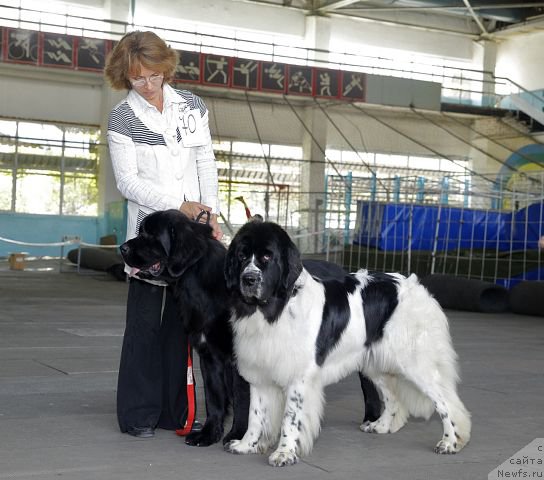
[129,74,164,88]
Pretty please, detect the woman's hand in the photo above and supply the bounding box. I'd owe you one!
[179,201,211,219]
[209,214,223,241]
[179,202,223,240]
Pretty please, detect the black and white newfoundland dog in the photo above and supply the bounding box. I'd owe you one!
[224,220,471,467]
[119,209,250,447]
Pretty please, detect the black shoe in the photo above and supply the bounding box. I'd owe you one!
[126,426,155,438]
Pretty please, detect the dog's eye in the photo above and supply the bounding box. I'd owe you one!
[238,252,247,262]
[261,253,272,263]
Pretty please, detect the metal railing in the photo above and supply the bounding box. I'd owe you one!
[295,170,544,288]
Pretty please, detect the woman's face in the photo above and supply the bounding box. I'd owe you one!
[128,65,164,105]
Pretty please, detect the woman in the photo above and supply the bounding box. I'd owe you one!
[104,30,222,438]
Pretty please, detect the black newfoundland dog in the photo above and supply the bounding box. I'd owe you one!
[119,209,250,447]
[224,220,471,467]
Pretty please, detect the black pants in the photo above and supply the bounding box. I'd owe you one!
[117,278,193,432]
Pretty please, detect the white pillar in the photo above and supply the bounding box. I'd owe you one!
[300,105,327,253]
[474,39,498,107]
[98,86,125,213]
[298,15,332,253]
[305,15,332,65]
[103,0,131,29]
[97,0,130,237]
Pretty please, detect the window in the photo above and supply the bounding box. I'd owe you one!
[375,154,408,168]
[232,141,268,156]
[0,118,99,215]
[270,144,302,159]
[408,156,440,170]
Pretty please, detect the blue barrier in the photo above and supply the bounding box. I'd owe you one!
[354,201,543,252]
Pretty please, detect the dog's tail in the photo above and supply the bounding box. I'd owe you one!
[397,379,434,420]
[397,377,471,445]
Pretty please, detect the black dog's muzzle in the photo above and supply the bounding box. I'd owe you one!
[241,271,261,287]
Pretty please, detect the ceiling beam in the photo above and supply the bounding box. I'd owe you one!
[317,0,360,14]
[336,3,544,13]
[462,0,490,36]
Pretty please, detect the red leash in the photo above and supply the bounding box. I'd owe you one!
[175,341,196,436]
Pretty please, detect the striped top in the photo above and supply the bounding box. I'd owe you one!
[108,88,207,145]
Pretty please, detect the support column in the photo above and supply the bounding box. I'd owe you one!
[304,15,332,65]
[103,0,131,29]
[300,105,327,253]
[474,40,498,107]
[96,0,130,238]
[468,116,528,209]
[297,15,331,253]
[97,82,127,238]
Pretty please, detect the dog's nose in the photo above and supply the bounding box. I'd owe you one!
[242,271,261,287]
[119,243,129,257]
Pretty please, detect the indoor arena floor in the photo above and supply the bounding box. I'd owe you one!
[1,260,543,480]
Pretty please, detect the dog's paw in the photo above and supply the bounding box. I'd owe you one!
[434,439,459,454]
[359,419,390,434]
[185,425,222,447]
[224,439,259,455]
[222,427,246,445]
[268,450,298,467]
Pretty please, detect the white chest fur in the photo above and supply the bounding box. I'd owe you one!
[232,270,325,387]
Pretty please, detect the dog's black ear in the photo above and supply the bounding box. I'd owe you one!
[157,222,172,256]
[167,220,205,277]
[224,240,240,290]
[282,235,302,292]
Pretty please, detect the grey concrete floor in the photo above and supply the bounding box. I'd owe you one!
[0,260,543,480]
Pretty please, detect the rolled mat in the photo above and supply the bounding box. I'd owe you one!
[67,247,123,272]
[420,274,509,313]
[509,281,544,317]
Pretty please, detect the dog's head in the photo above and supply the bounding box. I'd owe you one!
[120,209,213,282]
[225,219,302,305]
